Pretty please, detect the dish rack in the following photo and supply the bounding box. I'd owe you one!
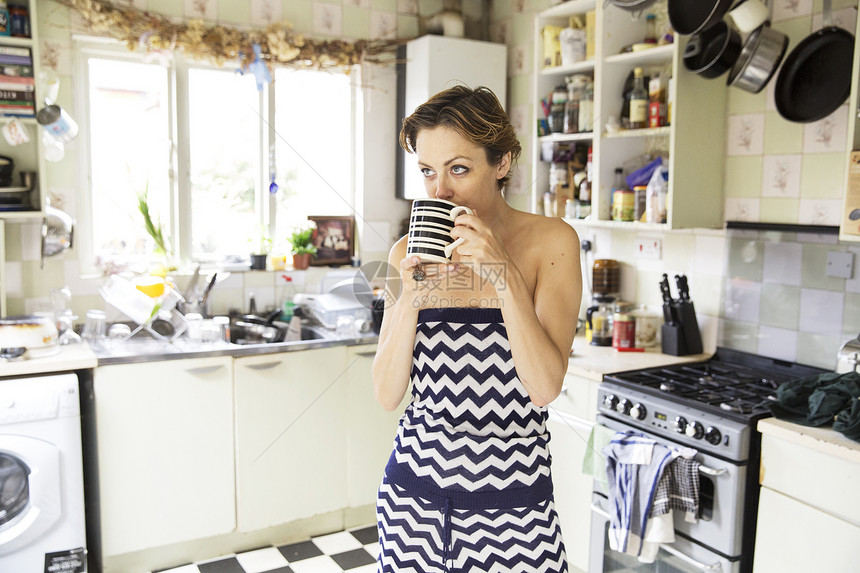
[99,275,188,342]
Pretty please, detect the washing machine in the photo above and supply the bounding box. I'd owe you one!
[0,372,87,572]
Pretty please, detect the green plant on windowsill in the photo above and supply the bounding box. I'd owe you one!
[251,223,274,255]
[137,185,175,271]
[289,222,317,270]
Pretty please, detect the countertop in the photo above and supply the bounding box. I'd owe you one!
[758,417,860,464]
[0,344,99,378]
[566,335,713,381]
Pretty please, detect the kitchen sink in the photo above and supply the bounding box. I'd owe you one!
[230,321,332,345]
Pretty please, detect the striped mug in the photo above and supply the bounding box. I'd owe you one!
[406,199,473,264]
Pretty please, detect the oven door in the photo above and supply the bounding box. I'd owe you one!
[590,415,745,572]
[589,496,736,573]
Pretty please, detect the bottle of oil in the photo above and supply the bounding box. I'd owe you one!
[629,67,648,130]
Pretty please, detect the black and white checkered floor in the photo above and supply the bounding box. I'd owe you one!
[152,525,378,573]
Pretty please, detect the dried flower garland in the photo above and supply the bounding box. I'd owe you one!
[51,0,403,71]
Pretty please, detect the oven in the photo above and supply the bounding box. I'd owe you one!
[588,348,826,573]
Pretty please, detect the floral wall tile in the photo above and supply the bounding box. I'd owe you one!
[398,0,419,16]
[724,197,762,221]
[761,154,802,197]
[802,105,848,153]
[727,113,765,155]
[250,0,282,26]
[797,198,841,225]
[185,0,218,20]
[345,0,372,9]
[371,11,398,39]
[315,3,343,36]
[509,44,529,76]
[772,0,814,22]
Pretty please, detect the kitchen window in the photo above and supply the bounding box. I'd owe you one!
[75,41,357,271]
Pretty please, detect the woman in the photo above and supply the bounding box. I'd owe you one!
[373,85,582,572]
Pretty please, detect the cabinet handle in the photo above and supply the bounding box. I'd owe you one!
[185,365,225,375]
[354,351,376,357]
[245,361,282,370]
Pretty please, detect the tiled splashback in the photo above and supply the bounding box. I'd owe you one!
[721,228,860,370]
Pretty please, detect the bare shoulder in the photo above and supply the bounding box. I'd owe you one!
[512,210,579,252]
[389,235,408,264]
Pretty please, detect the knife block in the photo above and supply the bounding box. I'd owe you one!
[661,301,703,356]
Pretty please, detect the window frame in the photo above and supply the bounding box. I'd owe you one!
[74,37,359,274]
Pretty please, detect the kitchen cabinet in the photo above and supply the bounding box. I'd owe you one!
[234,345,349,532]
[547,372,601,573]
[345,344,405,509]
[753,418,860,571]
[0,1,47,220]
[532,0,726,230]
[93,356,235,557]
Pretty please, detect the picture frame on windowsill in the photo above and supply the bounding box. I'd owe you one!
[308,215,355,266]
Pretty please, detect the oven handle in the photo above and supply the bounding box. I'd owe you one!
[590,504,723,572]
[698,465,728,477]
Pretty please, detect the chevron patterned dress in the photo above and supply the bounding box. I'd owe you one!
[376,307,569,573]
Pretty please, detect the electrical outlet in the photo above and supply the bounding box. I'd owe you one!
[635,237,662,260]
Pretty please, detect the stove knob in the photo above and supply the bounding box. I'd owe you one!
[630,403,647,420]
[673,416,687,433]
[616,399,632,415]
[685,421,704,440]
[603,394,618,410]
[705,426,722,446]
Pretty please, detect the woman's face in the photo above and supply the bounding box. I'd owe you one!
[414,126,510,207]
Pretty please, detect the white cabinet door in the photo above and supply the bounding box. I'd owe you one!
[94,357,235,556]
[548,411,595,573]
[754,487,860,573]
[345,345,406,508]
[235,346,349,532]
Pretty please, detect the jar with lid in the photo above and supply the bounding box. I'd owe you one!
[563,79,580,134]
[8,0,27,38]
[592,259,620,295]
[578,81,594,133]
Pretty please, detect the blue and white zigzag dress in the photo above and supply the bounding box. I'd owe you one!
[376,307,569,572]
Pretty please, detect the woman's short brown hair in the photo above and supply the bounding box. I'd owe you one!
[399,85,522,190]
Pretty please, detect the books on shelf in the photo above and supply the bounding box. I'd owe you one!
[0,45,34,117]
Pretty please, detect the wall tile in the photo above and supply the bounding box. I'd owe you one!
[802,105,848,154]
[186,0,219,20]
[757,325,798,362]
[727,113,765,156]
[343,6,372,38]
[811,5,857,31]
[724,197,761,222]
[759,283,800,329]
[763,111,804,154]
[724,156,765,198]
[397,0,418,15]
[795,330,841,370]
[719,318,760,353]
[799,287,844,335]
[148,0,185,18]
[797,198,841,226]
[723,278,761,321]
[772,0,814,21]
[284,0,314,33]
[727,236,764,281]
[761,154,801,197]
[759,198,799,223]
[397,14,420,37]
[763,241,802,285]
[727,85,767,115]
[802,243,848,290]
[315,3,343,36]
[843,292,860,339]
[371,11,397,39]
[250,0,283,26]
[801,152,846,198]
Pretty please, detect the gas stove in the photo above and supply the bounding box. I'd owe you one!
[598,347,826,461]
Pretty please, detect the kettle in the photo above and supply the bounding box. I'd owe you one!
[586,295,615,346]
[836,333,860,373]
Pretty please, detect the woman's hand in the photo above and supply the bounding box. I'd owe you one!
[397,255,458,310]
[448,211,515,289]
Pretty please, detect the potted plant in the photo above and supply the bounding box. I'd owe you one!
[289,222,317,270]
[250,223,273,270]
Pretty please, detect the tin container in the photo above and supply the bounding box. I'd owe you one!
[36,105,79,143]
[612,189,634,221]
[612,312,636,349]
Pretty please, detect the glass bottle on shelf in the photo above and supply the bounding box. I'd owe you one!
[549,83,567,134]
[563,78,579,134]
[644,14,657,44]
[629,67,648,130]
[578,81,594,133]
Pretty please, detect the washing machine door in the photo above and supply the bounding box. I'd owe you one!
[0,436,62,554]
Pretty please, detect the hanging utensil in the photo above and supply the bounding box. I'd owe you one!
[727,0,788,94]
[774,0,855,123]
[668,0,734,36]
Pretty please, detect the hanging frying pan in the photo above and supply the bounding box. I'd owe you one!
[774,0,855,123]
[668,0,734,36]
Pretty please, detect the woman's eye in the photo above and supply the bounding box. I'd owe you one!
[451,165,468,175]
[420,168,434,177]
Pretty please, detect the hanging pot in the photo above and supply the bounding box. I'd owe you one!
[40,205,75,269]
[668,0,734,36]
[774,0,855,123]
[726,23,788,93]
[683,21,743,78]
